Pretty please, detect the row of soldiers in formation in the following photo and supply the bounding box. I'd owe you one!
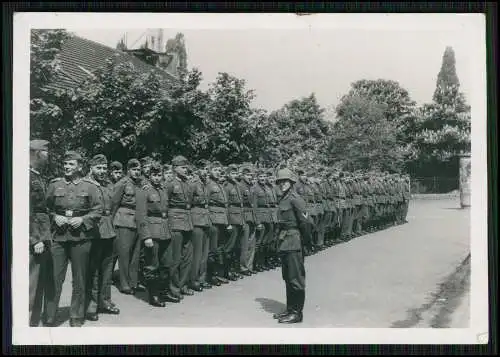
[29,139,411,327]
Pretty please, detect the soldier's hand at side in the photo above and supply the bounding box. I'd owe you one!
[227,225,233,231]
[69,217,83,228]
[33,242,45,254]
[54,215,68,227]
[145,239,154,248]
[256,224,263,230]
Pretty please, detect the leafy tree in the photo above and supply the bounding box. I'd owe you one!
[266,93,330,167]
[328,94,406,172]
[30,29,73,176]
[411,46,471,178]
[189,72,262,164]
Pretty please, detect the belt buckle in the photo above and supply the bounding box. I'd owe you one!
[205,204,208,208]
[65,210,73,217]
[186,204,191,209]
[104,210,110,215]
[162,212,167,218]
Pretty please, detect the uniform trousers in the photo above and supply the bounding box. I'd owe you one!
[240,222,256,272]
[143,239,175,296]
[44,240,92,321]
[191,226,210,286]
[86,238,115,315]
[29,243,51,326]
[114,227,141,291]
[280,249,306,313]
[169,231,192,295]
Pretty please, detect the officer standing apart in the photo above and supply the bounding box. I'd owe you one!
[29,139,52,327]
[44,151,102,327]
[273,167,311,324]
[85,154,120,322]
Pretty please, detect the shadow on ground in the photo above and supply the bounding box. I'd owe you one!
[255,298,286,316]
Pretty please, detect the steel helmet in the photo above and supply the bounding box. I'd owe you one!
[276,167,297,184]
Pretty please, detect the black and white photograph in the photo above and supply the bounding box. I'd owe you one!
[12,13,488,345]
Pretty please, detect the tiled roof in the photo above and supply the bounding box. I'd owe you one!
[45,35,178,91]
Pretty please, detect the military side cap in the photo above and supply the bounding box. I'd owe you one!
[127,158,140,169]
[227,164,239,173]
[64,150,83,161]
[172,155,189,167]
[296,168,306,175]
[240,165,253,174]
[150,161,163,174]
[196,159,210,168]
[89,154,107,166]
[266,168,276,176]
[110,161,123,170]
[163,163,172,171]
[140,156,153,166]
[30,139,49,151]
[209,161,222,169]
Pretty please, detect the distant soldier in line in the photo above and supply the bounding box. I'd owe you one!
[189,160,212,291]
[109,161,124,184]
[273,167,310,324]
[402,175,411,223]
[44,151,102,327]
[310,173,326,250]
[206,161,232,285]
[295,168,316,254]
[224,164,246,280]
[253,168,273,271]
[163,164,174,183]
[29,139,52,327]
[238,165,260,276]
[85,154,120,322]
[264,169,279,268]
[140,157,153,186]
[166,156,195,298]
[110,158,145,295]
[136,162,174,307]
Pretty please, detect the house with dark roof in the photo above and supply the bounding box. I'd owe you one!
[46,35,179,92]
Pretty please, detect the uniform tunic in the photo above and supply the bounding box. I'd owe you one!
[45,176,102,321]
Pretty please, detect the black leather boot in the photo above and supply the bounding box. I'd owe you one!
[273,284,291,319]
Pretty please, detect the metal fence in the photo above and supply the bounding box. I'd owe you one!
[410,177,459,194]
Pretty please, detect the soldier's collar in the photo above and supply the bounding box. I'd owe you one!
[29,167,40,175]
[64,176,83,185]
[175,175,188,183]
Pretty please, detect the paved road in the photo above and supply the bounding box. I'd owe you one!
[55,197,470,328]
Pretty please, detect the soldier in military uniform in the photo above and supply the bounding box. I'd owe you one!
[84,154,120,322]
[44,151,102,327]
[109,161,124,184]
[295,169,316,254]
[206,161,232,285]
[136,162,177,307]
[223,165,245,280]
[253,168,273,271]
[189,160,212,291]
[273,167,310,324]
[264,169,279,268]
[29,140,52,327]
[110,158,144,295]
[402,175,411,223]
[310,173,326,250]
[238,165,260,276]
[166,156,195,299]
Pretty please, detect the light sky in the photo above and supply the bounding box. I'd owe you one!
[72,18,479,114]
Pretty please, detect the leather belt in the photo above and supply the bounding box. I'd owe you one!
[210,203,228,208]
[149,212,168,218]
[193,204,209,208]
[55,209,89,217]
[229,204,244,207]
[169,204,191,209]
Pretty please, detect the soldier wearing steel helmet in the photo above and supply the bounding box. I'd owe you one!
[273,167,311,324]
